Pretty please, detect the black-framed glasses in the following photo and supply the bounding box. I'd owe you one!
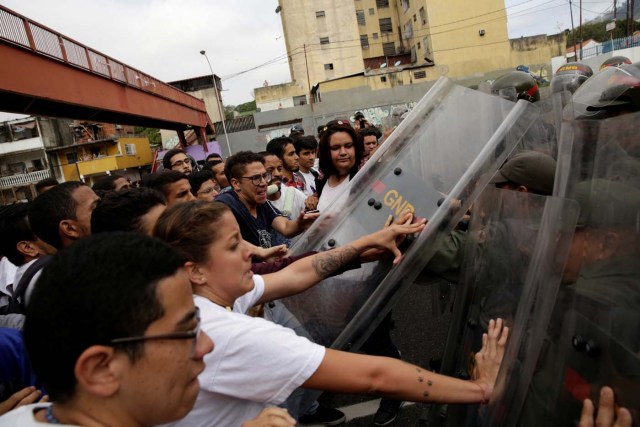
[238,172,271,186]
[110,308,201,356]
[171,158,192,168]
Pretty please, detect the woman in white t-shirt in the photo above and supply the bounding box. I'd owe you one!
[316,122,364,212]
[153,201,508,427]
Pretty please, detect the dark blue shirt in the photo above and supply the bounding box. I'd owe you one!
[216,191,282,248]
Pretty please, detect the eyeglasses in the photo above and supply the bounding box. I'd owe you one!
[198,186,219,195]
[238,172,271,186]
[171,158,192,168]
[110,308,201,357]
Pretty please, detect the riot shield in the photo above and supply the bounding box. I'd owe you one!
[282,77,540,348]
[426,187,580,426]
[487,111,640,425]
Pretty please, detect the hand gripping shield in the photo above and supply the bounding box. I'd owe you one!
[282,77,540,349]
[487,112,640,425]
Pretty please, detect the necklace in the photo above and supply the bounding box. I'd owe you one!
[45,405,61,424]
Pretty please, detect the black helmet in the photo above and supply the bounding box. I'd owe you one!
[599,55,632,71]
[551,62,593,95]
[491,71,540,103]
[563,62,640,120]
[289,124,304,136]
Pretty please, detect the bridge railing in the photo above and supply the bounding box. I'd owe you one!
[0,5,204,112]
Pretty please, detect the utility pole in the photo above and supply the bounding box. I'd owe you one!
[579,0,583,60]
[570,0,578,60]
[303,44,314,112]
[200,50,231,156]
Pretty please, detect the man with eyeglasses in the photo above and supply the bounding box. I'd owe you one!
[162,148,193,176]
[216,151,319,251]
[0,233,215,426]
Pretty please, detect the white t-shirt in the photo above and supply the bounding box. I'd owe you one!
[0,257,17,308]
[298,170,317,196]
[269,187,307,219]
[0,403,78,426]
[166,275,326,427]
[317,176,351,213]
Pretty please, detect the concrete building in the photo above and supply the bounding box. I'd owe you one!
[160,75,223,147]
[257,0,512,110]
[256,0,567,111]
[0,116,52,203]
[0,115,155,204]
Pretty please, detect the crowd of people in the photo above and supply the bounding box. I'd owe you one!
[0,57,638,427]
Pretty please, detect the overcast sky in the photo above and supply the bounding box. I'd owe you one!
[1,0,614,122]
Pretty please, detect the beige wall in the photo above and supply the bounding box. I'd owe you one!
[357,0,403,59]
[279,0,364,92]
[254,82,306,111]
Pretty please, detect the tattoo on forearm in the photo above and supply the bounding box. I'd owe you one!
[312,246,359,279]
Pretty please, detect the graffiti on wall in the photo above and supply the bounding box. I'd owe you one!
[351,102,417,129]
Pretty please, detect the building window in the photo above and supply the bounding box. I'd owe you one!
[382,42,396,56]
[413,14,417,22]
[324,63,334,70]
[360,34,369,49]
[419,7,427,25]
[417,41,421,49]
[379,18,392,33]
[66,152,78,164]
[372,32,379,40]
[403,21,413,39]
[124,143,137,156]
[316,10,325,18]
[320,37,330,45]
[293,95,307,106]
[356,10,366,25]
[401,0,410,13]
[414,70,427,79]
[369,8,375,15]
[423,36,431,55]
[381,76,387,82]
[376,0,389,8]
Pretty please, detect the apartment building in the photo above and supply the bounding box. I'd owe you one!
[256,0,515,111]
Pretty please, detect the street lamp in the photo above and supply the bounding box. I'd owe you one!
[200,50,231,156]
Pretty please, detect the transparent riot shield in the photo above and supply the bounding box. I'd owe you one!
[425,187,580,427]
[281,77,540,348]
[485,111,640,425]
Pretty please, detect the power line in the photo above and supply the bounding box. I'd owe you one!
[220,0,571,82]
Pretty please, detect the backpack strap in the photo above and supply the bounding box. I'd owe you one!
[9,256,52,313]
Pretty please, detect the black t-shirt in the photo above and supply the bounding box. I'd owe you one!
[216,191,282,248]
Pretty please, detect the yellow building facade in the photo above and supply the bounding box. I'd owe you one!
[49,137,152,185]
[257,0,564,109]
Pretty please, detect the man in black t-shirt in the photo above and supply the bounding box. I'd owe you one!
[216,151,318,248]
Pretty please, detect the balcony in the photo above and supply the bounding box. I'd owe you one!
[76,154,148,176]
[0,137,44,155]
[0,169,50,189]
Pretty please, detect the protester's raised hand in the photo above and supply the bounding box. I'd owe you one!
[241,407,297,427]
[362,217,426,265]
[473,318,509,402]
[579,387,632,427]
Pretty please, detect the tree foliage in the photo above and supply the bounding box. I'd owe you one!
[134,127,161,145]
[566,18,638,47]
[235,100,257,113]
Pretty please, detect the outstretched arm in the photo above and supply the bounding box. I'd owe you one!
[258,219,425,304]
[303,318,508,404]
[272,210,320,238]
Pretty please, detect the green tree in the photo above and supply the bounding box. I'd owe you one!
[134,127,161,145]
[566,18,637,47]
[236,100,257,114]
